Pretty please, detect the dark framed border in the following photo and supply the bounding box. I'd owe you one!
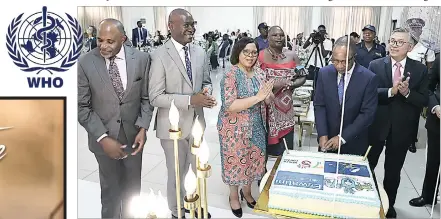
[0,96,67,219]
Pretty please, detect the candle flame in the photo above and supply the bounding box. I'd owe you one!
[169,100,180,130]
[199,139,210,165]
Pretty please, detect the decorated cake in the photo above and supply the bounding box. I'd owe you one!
[268,150,381,218]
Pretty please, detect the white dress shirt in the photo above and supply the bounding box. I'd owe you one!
[388,57,410,98]
[337,64,355,92]
[336,64,355,145]
[170,37,193,106]
[97,46,128,142]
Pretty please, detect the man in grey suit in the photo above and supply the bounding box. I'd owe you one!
[78,18,154,218]
[149,9,216,219]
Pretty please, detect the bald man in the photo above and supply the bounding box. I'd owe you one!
[78,18,154,218]
[149,8,214,219]
[314,36,378,156]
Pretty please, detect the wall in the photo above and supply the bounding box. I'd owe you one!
[118,6,405,39]
[187,7,254,37]
[121,7,155,39]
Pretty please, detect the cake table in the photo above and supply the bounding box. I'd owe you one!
[255,156,388,218]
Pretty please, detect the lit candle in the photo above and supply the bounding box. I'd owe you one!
[130,195,149,218]
[192,116,203,146]
[169,100,180,131]
[199,140,210,167]
[184,164,197,197]
[157,191,169,218]
[146,188,156,216]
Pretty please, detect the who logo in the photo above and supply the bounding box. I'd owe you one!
[6,6,82,88]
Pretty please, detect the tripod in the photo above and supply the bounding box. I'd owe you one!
[306,42,324,98]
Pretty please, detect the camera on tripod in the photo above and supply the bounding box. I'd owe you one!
[311,30,325,44]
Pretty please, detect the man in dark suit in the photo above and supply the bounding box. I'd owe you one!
[78,18,154,218]
[314,36,378,156]
[409,53,440,207]
[367,28,429,218]
[132,21,148,47]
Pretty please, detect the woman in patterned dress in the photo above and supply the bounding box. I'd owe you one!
[258,26,306,156]
[217,37,274,218]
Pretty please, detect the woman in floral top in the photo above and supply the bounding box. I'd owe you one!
[217,37,274,218]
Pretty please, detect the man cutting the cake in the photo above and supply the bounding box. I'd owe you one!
[314,36,378,156]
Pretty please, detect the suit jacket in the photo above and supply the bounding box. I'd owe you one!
[314,63,378,155]
[426,54,440,132]
[78,46,154,155]
[149,40,212,139]
[368,56,429,143]
[132,27,148,47]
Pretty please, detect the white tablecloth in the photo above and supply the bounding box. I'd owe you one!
[259,170,389,215]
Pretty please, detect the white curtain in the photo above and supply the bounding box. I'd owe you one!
[153,7,168,34]
[377,7,393,43]
[253,7,313,40]
[77,7,123,33]
[400,7,441,53]
[321,7,382,40]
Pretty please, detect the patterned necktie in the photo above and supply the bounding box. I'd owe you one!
[108,57,124,100]
[338,73,346,105]
[183,46,193,83]
[393,62,402,84]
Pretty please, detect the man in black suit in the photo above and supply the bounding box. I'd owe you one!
[314,36,378,156]
[132,21,148,47]
[367,28,429,218]
[409,53,440,207]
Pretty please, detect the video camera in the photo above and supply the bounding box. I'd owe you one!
[311,30,325,44]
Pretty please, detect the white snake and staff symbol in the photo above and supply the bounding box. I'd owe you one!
[0,126,13,161]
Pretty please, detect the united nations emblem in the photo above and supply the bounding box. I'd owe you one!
[6,6,82,74]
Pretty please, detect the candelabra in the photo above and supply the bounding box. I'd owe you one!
[191,116,212,219]
[197,140,211,219]
[169,100,183,219]
[191,116,203,218]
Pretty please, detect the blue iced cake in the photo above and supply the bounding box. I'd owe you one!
[268,150,381,218]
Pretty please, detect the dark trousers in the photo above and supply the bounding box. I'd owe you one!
[368,129,410,208]
[95,125,143,218]
[267,130,294,157]
[422,130,440,201]
[210,54,219,69]
[307,66,320,99]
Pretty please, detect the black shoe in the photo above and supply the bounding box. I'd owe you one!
[240,189,256,209]
[172,214,186,219]
[386,207,397,218]
[185,208,211,219]
[409,196,435,207]
[409,143,417,153]
[229,197,243,218]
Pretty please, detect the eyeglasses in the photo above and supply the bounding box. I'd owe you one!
[388,40,408,47]
[330,56,354,65]
[242,50,258,57]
